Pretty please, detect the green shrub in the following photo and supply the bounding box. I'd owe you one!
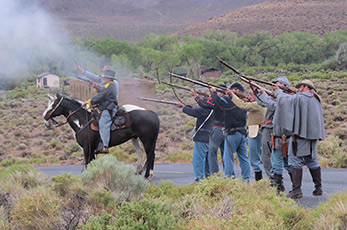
[49,139,61,148]
[64,143,81,155]
[10,186,62,230]
[0,207,10,230]
[1,169,49,192]
[294,191,347,230]
[115,198,182,230]
[81,155,150,203]
[0,164,32,181]
[51,173,81,196]
[82,211,115,230]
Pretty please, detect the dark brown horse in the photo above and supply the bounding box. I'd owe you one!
[42,93,160,179]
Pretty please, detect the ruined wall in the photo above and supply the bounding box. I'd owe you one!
[69,78,157,111]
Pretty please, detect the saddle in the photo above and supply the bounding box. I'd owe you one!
[90,106,131,131]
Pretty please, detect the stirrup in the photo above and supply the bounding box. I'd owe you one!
[99,147,109,154]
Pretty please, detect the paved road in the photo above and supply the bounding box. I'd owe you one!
[35,164,347,209]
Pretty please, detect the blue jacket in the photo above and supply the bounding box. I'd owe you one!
[195,96,225,128]
[211,92,247,135]
[183,106,213,143]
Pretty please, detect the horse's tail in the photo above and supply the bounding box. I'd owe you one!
[145,111,160,178]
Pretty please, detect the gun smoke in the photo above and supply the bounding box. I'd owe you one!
[0,0,71,80]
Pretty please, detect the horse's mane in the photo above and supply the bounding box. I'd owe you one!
[65,97,83,107]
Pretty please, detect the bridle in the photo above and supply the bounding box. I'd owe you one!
[46,97,84,128]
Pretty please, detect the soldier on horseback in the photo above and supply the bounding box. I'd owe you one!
[83,70,118,154]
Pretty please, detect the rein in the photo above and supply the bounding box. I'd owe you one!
[48,97,84,127]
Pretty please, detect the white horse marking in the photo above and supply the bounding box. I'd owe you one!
[73,119,82,128]
[123,104,145,112]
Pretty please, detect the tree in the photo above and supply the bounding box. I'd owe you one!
[336,42,347,69]
[180,42,203,78]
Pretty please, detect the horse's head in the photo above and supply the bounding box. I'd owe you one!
[42,93,65,128]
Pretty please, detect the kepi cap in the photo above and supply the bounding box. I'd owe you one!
[272,76,290,88]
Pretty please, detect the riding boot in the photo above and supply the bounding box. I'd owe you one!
[309,167,322,196]
[287,168,303,199]
[287,172,293,194]
[255,171,263,181]
[273,174,285,194]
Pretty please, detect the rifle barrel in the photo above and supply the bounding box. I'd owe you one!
[216,57,275,98]
[138,97,179,105]
[162,81,209,97]
[168,72,246,98]
[247,77,296,94]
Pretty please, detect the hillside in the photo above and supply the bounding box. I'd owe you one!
[177,0,347,37]
[37,0,264,41]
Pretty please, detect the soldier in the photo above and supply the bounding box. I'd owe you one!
[255,76,293,193]
[83,70,118,154]
[273,79,325,199]
[211,83,251,182]
[76,64,119,100]
[176,91,212,182]
[194,86,225,175]
[228,90,266,181]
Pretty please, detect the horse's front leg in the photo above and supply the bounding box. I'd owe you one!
[83,144,95,166]
[131,137,146,175]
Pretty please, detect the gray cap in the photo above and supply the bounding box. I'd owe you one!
[272,76,290,88]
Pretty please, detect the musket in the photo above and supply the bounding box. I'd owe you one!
[162,81,210,97]
[246,77,296,94]
[138,97,179,105]
[216,56,275,98]
[168,72,247,99]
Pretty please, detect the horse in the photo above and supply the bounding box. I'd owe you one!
[42,93,160,179]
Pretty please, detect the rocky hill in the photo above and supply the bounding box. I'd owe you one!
[37,0,264,41]
[177,0,347,37]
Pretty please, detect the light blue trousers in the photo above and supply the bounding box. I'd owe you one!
[248,132,263,173]
[223,132,251,182]
[208,127,224,174]
[99,108,117,148]
[289,155,320,169]
[193,141,210,182]
[271,148,292,175]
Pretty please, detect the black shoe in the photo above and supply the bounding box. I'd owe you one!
[255,171,263,181]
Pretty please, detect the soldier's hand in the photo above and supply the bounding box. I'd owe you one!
[227,89,235,96]
[190,89,198,97]
[259,88,265,94]
[272,84,279,91]
[76,65,84,74]
[209,87,216,93]
[176,103,184,108]
[83,101,88,106]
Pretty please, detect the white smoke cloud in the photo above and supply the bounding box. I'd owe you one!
[0,0,69,79]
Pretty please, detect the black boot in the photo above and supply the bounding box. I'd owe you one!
[274,174,285,194]
[287,172,293,194]
[255,171,263,181]
[287,168,303,199]
[309,167,322,196]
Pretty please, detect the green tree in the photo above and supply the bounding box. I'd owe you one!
[336,42,347,69]
[180,42,203,78]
